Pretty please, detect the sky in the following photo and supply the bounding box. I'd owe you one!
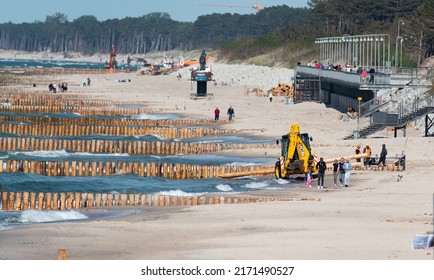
[0,0,308,24]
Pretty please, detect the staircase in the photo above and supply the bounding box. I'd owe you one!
[344,92,434,140]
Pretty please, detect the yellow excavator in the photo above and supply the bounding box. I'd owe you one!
[274,124,317,179]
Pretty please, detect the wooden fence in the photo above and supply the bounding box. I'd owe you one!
[0,123,234,138]
[0,136,274,155]
[0,191,317,212]
[0,68,107,75]
[0,159,270,179]
[0,115,230,126]
[0,104,160,116]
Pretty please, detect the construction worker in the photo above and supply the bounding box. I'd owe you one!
[363,144,372,167]
[355,144,361,162]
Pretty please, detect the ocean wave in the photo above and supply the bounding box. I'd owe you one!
[215,184,233,192]
[73,152,129,157]
[131,114,172,120]
[224,162,260,166]
[240,181,270,189]
[158,190,207,197]
[9,150,69,158]
[19,210,88,223]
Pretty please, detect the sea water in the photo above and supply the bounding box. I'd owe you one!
[0,58,303,230]
[0,58,107,70]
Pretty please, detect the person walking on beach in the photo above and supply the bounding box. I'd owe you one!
[214,107,220,121]
[378,144,388,166]
[306,166,312,188]
[227,106,235,121]
[338,157,346,187]
[316,157,327,189]
[268,92,273,102]
[355,144,361,163]
[343,158,352,187]
[332,159,339,187]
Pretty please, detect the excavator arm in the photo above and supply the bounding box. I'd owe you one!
[275,124,317,179]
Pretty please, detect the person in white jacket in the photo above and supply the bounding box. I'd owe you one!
[343,158,352,187]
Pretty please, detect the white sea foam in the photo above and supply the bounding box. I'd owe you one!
[275,178,290,185]
[131,114,171,120]
[146,134,167,141]
[74,152,129,157]
[158,190,206,197]
[240,181,270,189]
[197,139,223,144]
[10,150,69,157]
[19,210,88,223]
[215,184,233,192]
[225,162,259,166]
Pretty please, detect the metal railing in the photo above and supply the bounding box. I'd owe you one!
[296,66,391,86]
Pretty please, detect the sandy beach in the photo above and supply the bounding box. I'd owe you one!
[0,53,433,261]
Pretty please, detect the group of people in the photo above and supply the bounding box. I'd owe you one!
[355,143,388,167]
[214,106,235,121]
[82,77,91,86]
[307,61,376,84]
[306,143,387,189]
[48,82,68,93]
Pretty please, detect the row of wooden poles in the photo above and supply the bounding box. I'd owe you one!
[0,115,230,126]
[0,67,107,75]
[0,191,314,212]
[0,159,269,179]
[1,93,149,107]
[0,92,149,107]
[0,104,158,116]
[0,123,232,138]
[0,136,274,155]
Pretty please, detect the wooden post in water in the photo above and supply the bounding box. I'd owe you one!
[45,193,52,211]
[2,192,9,211]
[22,192,29,210]
[75,193,81,209]
[107,194,113,207]
[30,192,37,209]
[15,192,22,211]
[60,193,66,210]
[52,193,59,210]
[67,193,74,210]
[8,192,15,211]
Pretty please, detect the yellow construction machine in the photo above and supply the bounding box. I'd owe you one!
[274,124,317,179]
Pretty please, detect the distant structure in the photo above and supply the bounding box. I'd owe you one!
[105,44,117,73]
[199,0,269,14]
[190,50,213,99]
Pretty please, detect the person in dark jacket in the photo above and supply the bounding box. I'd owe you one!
[378,144,388,166]
[369,67,375,84]
[316,157,327,189]
[227,106,235,121]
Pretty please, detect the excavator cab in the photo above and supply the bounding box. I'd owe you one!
[275,124,316,179]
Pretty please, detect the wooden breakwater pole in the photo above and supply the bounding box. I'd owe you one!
[0,159,275,179]
[0,136,275,155]
[0,123,234,138]
[0,114,231,127]
[0,191,319,212]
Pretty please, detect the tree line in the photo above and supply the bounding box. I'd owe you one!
[0,6,312,55]
[0,1,432,66]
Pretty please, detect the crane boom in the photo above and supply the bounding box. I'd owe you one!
[198,1,268,13]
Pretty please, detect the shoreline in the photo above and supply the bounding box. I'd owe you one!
[0,57,433,260]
